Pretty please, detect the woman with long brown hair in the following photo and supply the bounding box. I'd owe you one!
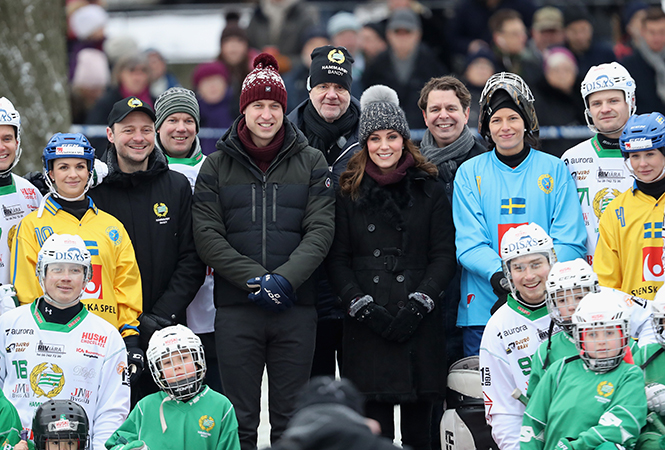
[327,85,456,450]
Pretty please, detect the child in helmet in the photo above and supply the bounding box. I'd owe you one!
[633,288,665,450]
[595,112,665,299]
[10,132,144,386]
[0,233,129,450]
[32,400,90,450]
[453,72,586,356]
[479,223,559,450]
[0,97,43,314]
[528,259,656,396]
[521,292,647,450]
[105,325,240,450]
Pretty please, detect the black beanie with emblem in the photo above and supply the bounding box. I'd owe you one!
[308,46,354,93]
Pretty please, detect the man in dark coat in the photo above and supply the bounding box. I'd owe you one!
[418,76,487,450]
[288,45,361,378]
[89,96,206,401]
[192,53,335,450]
[362,9,446,129]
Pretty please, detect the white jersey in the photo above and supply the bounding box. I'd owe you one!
[166,142,215,334]
[0,175,41,284]
[479,295,556,450]
[0,301,130,450]
[561,136,633,265]
[600,286,656,347]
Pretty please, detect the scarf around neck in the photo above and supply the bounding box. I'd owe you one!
[420,125,475,182]
[364,152,415,186]
[301,99,359,164]
[238,116,286,172]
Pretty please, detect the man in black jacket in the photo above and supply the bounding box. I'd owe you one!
[192,53,335,450]
[89,96,206,400]
[287,45,360,378]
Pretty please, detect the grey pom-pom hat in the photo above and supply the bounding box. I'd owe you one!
[358,85,411,148]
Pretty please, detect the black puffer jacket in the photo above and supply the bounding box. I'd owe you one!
[327,168,456,401]
[89,147,206,322]
[192,116,335,307]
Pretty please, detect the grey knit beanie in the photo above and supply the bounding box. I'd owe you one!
[154,87,201,132]
[358,85,410,148]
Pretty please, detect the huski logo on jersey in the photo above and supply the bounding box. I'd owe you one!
[37,340,65,358]
[501,198,526,215]
[80,332,107,348]
[642,247,664,281]
[2,203,23,220]
[30,363,65,398]
[20,187,38,200]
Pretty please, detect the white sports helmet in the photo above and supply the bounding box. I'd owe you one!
[147,325,206,401]
[36,234,92,307]
[0,97,22,176]
[652,287,665,346]
[546,259,599,333]
[580,62,636,133]
[500,223,556,297]
[572,291,631,373]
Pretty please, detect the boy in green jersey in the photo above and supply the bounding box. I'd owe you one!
[106,325,240,450]
[521,292,646,450]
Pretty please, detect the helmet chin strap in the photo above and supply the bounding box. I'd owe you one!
[41,292,82,310]
[624,158,665,184]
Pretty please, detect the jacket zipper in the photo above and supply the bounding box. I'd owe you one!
[262,174,267,267]
[273,184,278,222]
[251,184,256,223]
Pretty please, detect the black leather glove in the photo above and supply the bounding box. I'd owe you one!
[382,300,427,343]
[138,313,174,349]
[491,294,508,315]
[490,271,511,297]
[356,302,394,337]
[123,335,145,386]
[23,171,49,196]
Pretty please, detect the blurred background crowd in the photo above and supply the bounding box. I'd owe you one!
[67,0,665,157]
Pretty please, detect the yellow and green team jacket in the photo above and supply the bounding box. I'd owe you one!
[10,197,142,337]
[105,386,240,450]
[595,184,665,300]
[521,356,646,450]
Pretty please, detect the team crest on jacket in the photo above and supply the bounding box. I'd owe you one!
[153,203,170,225]
[106,226,121,246]
[537,174,553,194]
[595,381,614,403]
[593,188,621,220]
[198,415,215,437]
[30,362,65,398]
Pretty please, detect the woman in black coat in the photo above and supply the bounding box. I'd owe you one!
[327,85,457,450]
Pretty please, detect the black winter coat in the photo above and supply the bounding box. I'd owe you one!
[89,147,206,322]
[327,168,456,401]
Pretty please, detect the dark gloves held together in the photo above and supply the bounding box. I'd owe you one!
[382,295,431,343]
[123,335,145,386]
[247,273,294,312]
[138,313,174,350]
[349,295,394,336]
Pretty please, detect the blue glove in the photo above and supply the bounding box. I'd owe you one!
[247,274,294,312]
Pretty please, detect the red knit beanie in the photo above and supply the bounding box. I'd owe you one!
[239,53,287,113]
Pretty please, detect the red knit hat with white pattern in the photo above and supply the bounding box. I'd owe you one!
[239,53,287,113]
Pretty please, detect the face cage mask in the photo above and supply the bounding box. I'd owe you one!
[152,348,207,401]
[38,433,89,450]
[652,314,665,347]
[575,324,628,373]
[546,285,597,334]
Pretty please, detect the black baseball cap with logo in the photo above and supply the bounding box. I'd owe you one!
[107,97,156,127]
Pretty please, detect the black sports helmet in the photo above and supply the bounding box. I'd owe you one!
[32,400,90,450]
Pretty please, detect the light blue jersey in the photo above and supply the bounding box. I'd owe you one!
[452,149,586,327]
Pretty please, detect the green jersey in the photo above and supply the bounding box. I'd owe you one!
[633,343,665,449]
[527,331,576,398]
[0,389,23,450]
[521,357,646,450]
[105,386,240,450]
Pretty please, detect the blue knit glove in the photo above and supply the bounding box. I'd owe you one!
[247,274,294,312]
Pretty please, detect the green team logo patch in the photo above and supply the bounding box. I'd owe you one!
[198,415,215,438]
[597,381,614,397]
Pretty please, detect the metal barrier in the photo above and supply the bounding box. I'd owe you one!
[70,125,595,143]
